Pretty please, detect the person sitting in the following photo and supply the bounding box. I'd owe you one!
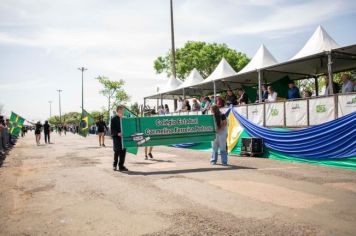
[215,94,225,108]
[237,88,248,105]
[164,104,170,114]
[175,97,184,112]
[255,85,269,103]
[287,81,300,100]
[266,86,277,102]
[341,74,354,94]
[181,100,191,112]
[209,96,215,106]
[226,90,237,106]
[157,105,165,115]
[191,98,201,111]
[324,78,339,95]
[202,96,211,114]
[303,90,312,98]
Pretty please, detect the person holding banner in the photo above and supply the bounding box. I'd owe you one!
[111,105,128,172]
[210,105,228,166]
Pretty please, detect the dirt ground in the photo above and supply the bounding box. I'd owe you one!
[0,132,356,236]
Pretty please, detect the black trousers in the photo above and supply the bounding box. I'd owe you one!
[113,137,126,168]
[44,132,50,143]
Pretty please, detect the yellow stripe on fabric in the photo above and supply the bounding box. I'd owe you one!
[227,111,243,153]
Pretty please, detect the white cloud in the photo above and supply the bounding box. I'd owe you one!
[226,0,356,35]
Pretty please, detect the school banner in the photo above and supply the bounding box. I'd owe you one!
[309,97,335,125]
[266,102,285,127]
[247,104,264,126]
[122,115,216,148]
[338,94,356,117]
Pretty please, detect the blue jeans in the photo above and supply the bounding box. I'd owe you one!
[211,128,228,165]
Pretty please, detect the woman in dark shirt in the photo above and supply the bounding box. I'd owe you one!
[96,116,108,147]
[35,121,42,145]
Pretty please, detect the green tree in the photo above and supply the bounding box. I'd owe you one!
[48,116,61,125]
[95,76,130,122]
[154,41,250,79]
[129,102,140,116]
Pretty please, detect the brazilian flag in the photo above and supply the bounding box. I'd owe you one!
[79,109,94,137]
[9,112,25,136]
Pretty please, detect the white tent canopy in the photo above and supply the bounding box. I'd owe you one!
[238,44,278,74]
[159,76,183,93]
[179,68,204,89]
[291,25,339,60]
[144,26,355,101]
[202,58,236,83]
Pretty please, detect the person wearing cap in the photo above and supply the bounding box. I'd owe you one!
[287,81,301,100]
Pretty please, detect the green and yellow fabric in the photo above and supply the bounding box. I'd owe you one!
[9,112,25,136]
[79,109,94,137]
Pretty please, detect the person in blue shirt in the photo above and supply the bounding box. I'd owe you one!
[287,81,300,100]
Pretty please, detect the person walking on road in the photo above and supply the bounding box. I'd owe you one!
[35,121,43,145]
[111,105,128,172]
[210,105,228,166]
[43,121,51,144]
[96,116,108,147]
[145,146,154,160]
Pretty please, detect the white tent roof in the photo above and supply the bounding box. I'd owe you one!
[238,44,278,74]
[291,25,339,60]
[202,58,237,83]
[159,76,183,93]
[179,68,204,88]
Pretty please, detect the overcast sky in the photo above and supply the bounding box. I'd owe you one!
[0,0,355,121]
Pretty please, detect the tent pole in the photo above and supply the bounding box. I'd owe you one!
[183,88,185,99]
[160,94,163,106]
[258,70,262,102]
[213,81,217,103]
[314,76,319,96]
[143,98,146,117]
[327,52,334,95]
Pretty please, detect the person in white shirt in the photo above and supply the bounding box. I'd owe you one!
[341,74,354,94]
[175,97,184,112]
[266,86,277,102]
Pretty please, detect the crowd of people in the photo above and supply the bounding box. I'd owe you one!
[155,74,356,115]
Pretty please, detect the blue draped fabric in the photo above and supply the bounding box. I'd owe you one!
[231,108,356,160]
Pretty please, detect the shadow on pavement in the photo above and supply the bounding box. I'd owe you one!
[122,165,257,176]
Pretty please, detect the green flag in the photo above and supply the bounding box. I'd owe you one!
[9,112,25,136]
[79,109,95,137]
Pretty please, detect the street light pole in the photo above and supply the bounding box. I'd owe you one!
[56,90,63,123]
[170,0,177,79]
[48,101,52,118]
[170,0,178,110]
[78,67,88,112]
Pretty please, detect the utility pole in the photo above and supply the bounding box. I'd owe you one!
[48,101,52,118]
[170,0,178,110]
[170,0,177,79]
[78,67,88,112]
[56,90,63,123]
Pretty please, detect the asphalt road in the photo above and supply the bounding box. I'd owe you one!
[0,132,355,236]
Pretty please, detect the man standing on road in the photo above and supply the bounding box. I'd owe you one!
[44,121,51,144]
[111,105,128,172]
